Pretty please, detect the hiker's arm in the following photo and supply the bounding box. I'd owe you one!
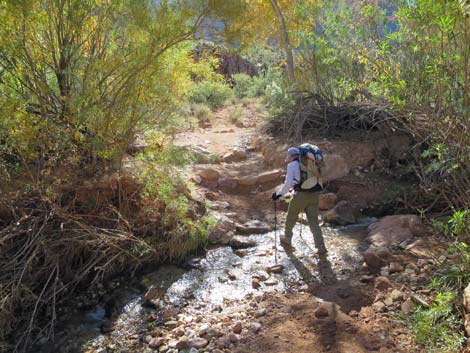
[277,162,297,196]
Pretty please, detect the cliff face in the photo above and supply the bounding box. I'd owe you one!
[193,43,258,80]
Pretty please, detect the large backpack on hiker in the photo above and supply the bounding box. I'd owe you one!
[295,143,324,192]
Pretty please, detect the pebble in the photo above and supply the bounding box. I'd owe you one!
[389,262,404,273]
[232,321,243,334]
[250,322,262,333]
[227,332,240,345]
[158,345,169,352]
[372,301,386,312]
[390,289,404,301]
[165,320,180,329]
[252,277,261,289]
[256,308,267,317]
[401,298,415,314]
[149,337,164,348]
[189,337,208,349]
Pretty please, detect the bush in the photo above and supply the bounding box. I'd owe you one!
[410,291,465,353]
[228,105,244,124]
[233,73,254,98]
[190,103,212,126]
[189,80,234,110]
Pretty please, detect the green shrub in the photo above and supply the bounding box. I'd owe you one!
[233,73,254,98]
[190,103,212,126]
[189,80,234,110]
[410,291,465,353]
[228,105,244,124]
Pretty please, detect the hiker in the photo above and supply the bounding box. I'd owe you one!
[271,146,327,255]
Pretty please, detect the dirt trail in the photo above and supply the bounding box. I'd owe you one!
[172,103,429,353]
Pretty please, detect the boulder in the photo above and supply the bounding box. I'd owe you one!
[256,169,282,184]
[367,215,428,248]
[321,154,350,181]
[198,168,220,182]
[315,302,335,318]
[230,236,257,249]
[237,176,257,187]
[208,212,236,245]
[218,177,238,190]
[236,220,271,234]
[319,193,338,210]
[363,246,392,274]
[375,276,392,290]
[324,200,361,225]
[222,149,247,163]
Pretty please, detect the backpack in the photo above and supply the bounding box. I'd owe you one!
[295,143,324,192]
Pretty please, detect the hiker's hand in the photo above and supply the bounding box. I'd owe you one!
[272,192,281,201]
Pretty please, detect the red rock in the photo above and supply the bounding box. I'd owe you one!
[319,193,338,210]
[198,168,220,182]
[256,169,281,184]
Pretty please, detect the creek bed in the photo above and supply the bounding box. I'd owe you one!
[35,220,373,353]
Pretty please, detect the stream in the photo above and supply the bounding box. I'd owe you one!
[35,219,374,353]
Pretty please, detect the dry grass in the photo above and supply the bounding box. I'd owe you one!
[0,173,207,352]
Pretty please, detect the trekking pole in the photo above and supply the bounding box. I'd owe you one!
[273,201,278,264]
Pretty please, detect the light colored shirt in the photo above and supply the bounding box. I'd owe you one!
[277,160,300,196]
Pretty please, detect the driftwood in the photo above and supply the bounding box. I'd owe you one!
[267,94,406,140]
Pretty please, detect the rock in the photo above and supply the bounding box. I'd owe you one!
[208,212,236,245]
[360,275,375,283]
[321,154,350,182]
[164,321,180,329]
[372,301,386,312]
[227,332,240,345]
[188,348,199,353]
[411,294,430,308]
[319,193,338,210]
[198,168,220,182]
[401,298,414,314]
[256,169,281,184]
[223,149,247,163]
[174,336,189,350]
[389,262,404,274]
[229,237,257,249]
[227,271,237,280]
[367,215,428,248]
[234,249,248,257]
[264,278,279,286]
[324,200,361,225]
[256,308,267,317]
[252,277,261,289]
[266,265,284,274]
[237,176,257,187]
[218,177,238,190]
[236,220,271,234]
[375,276,392,290]
[315,302,335,318]
[380,266,390,277]
[172,327,185,337]
[390,289,404,301]
[384,297,394,306]
[250,322,262,333]
[363,247,391,274]
[232,321,242,334]
[215,336,231,349]
[189,338,208,349]
[149,337,164,348]
[158,345,169,352]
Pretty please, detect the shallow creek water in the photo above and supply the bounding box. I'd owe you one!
[36,220,374,352]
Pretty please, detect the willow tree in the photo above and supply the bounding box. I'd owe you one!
[0,0,205,182]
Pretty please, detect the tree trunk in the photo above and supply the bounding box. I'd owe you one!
[269,0,295,83]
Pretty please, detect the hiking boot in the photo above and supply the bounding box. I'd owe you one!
[280,237,294,250]
[317,248,328,258]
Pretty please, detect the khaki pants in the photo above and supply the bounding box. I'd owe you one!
[284,191,326,252]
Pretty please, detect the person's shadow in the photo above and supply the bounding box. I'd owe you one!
[283,244,337,286]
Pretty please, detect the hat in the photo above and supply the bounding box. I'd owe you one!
[286,147,300,156]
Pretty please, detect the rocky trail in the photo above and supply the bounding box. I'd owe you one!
[38,103,448,353]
